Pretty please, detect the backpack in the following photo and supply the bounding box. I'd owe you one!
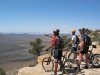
[85,35,92,46]
[75,35,79,45]
[55,36,63,49]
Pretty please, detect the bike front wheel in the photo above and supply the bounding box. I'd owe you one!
[42,57,54,72]
[62,57,79,75]
[68,52,77,62]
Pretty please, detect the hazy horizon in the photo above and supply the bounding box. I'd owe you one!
[0,28,99,34]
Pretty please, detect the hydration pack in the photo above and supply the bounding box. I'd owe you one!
[75,35,79,45]
[85,35,92,46]
[55,36,63,49]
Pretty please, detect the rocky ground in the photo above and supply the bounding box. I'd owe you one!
[17,45,100,75]
[17,62,100,75]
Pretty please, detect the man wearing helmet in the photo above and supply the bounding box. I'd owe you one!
[69,29,79,52]
[78,28,89,69]
[46,29,63,75]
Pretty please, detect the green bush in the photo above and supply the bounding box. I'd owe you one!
[61,35,71,48]
[29,38,45,56]
[0,68,6,75]
[91,31,100,42]
[85,29,100,42]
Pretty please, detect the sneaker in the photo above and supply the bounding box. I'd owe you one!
[51,73,57,75]
[83,65,88,69]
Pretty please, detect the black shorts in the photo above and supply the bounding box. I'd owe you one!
[72,47,77,52]
[80,47,89,55]
[54,49,62,61]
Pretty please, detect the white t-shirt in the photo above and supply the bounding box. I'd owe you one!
[72,35,77,48]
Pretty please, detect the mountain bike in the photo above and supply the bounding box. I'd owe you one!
[42,48,79,75]
[68,45,100,67]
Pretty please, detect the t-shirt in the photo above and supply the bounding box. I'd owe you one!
[72,35,77,48]
[52,36,56,45]
[51,36,63,49]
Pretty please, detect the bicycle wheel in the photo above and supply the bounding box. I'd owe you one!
[68,52,76,62]
[62,57,79,75]
[42,57,54,72]
[91,54,100,67]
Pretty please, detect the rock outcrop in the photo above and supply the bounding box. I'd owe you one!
[18,45,100,75]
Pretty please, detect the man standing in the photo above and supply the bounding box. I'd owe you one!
[78,28,89,69]
[46,29,63,75]
[69,29,78,52]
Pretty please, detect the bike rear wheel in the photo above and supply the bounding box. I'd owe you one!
[91,54,100,67]
[42,57,54,72]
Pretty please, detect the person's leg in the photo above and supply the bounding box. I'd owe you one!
[59,60,63,71]
[82,53,88,69]
[58,51,63,71]
[59,57,64,71]
[78,52,83,69]
[84,48,89,69]
[85,53,88,65]
[82,47,89,69]
[78,53,83,64]
[54,50,60,75]
[54,60,58,75]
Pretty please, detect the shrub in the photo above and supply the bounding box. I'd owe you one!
[0,68,6,75]
[29,38,45,56]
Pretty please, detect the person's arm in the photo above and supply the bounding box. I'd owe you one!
[46,36,56,51]
[69,40,74,46]
[79,41,85,49]
[45,34,53,38]
[78,36,85,50]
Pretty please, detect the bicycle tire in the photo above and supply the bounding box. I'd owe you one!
[91,54,100,67]
[42,57,54,72]
[62,57,79,75]
[68,52,77,62]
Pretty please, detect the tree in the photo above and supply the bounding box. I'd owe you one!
[85,28,93,35]
[85,28,100,42]
[91,30,100,42]
[29,38,45,56]
[61,35,71,48]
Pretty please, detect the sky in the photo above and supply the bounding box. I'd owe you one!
[0,0,100,34]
